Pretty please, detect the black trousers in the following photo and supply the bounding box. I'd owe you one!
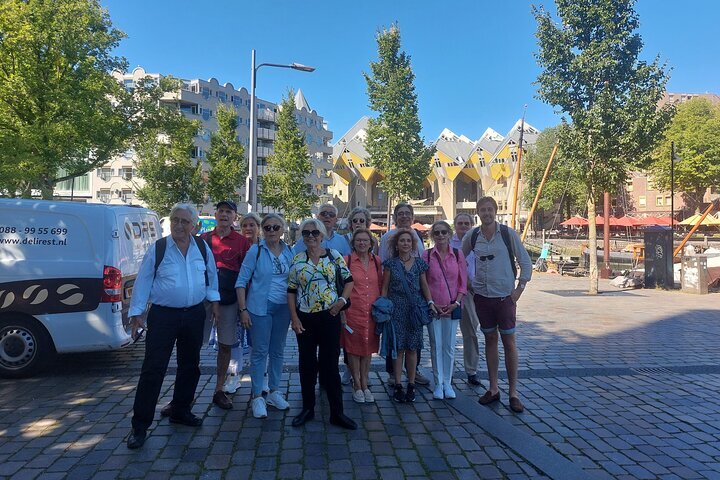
[296,309,343,415]
[386,348,423,375]
[131,303,205,432]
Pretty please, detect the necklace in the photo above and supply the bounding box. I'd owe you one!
[399,254,412,262]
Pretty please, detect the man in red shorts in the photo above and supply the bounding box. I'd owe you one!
[462,196,532,413]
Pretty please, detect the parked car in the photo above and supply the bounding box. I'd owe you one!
[0,199,160,377]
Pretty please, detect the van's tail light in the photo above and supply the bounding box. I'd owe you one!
[101,265,122,302]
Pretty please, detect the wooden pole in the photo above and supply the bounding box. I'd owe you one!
[521,142,558,242]
[673,201,717,258]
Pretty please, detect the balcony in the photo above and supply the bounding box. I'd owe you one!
[257,146,273,158]
[257,109,276,122]
[257,127,276,141]
[456,201,477,209]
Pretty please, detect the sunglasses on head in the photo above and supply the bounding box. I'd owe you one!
[319,211,336,218]
[352,218,366,224]
[478,254,495,261]
[433,229,449,236]
[263,224,282,232]
[301,229,321,238]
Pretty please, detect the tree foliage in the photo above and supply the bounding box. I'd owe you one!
[363,24,433,206]
[134,110,204,217]
[534,0,672,293]
[0,0,170,198]
[206,105,246,204]
[521,126,586,219]
[647,97,720,210]
[260,91,317,220]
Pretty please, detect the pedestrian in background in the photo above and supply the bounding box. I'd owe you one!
[381,228,437,403]
[462,196,532,413]
[341,228,381,403]
[126,203,219,449]
[236,213,294,419]
[451,213,484,387]
[423,220,467,399]
[288,218,357,430]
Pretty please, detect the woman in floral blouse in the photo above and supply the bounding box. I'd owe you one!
[288,218,357,430]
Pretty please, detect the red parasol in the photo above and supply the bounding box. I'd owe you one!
[560,215,588,226]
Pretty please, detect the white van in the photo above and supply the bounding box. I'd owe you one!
[0,199,160,377]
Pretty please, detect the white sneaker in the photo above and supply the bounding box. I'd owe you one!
[352,389,365,403]
[433,385,444,400]
[223,373,239,394]
[443,383,456,399]
[252,397,267,418]
[342,367,352,386]
[266,391,289,410]
[262,374,270,394]
[363,389,375,403]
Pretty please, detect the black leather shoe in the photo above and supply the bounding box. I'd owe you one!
[467,374,482,386]
[159,402,173,417]
[169,412,203,427]
[126,428,146,449]
[330,413,357,430]
[291,409,314,427]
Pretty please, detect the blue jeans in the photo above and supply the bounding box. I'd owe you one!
[249,301,290,396]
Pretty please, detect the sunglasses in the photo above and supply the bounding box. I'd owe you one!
[263,224,282,232]
[133,327,145,344]
[352,218,366,224]
[319,211,336,218]
[478,255,495,261]
[433,230,450,236]
[301,229,321,238]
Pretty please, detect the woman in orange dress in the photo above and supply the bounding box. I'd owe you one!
[341,228,382,403]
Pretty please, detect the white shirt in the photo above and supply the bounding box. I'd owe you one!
[129,235,220,316]
[379,228,425,262]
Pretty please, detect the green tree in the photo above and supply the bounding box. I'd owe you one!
[522,126,586,225]
[0,0,169,198]
[206,105,246,204]
[363,24,433,221]
[260,90,318,220]
[134,111,205,216]
[647,97,720,213]
[534,0,673,293]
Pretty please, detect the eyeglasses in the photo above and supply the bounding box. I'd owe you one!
[455,221,471,226]
[396,211,412,217]
[433,229,449,236]
[352,218,366,224]
[170,217,192,226]
[478,255,495,261]
[263,224,282,232]
[319,211,336,218]
[272,256,286,274]
[301,229,321,238]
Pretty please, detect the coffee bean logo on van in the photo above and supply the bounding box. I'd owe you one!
[23,285,49,305]
[0,290,15,309]
[57,284,84,306]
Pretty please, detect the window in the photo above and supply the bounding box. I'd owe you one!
[639,196,646,207]
[191,147,205,159]
[665,195,671,205]
[120,167,133,180]
[655,196,664,207]
[96,168,113,181]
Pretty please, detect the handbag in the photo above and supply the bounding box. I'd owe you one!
[426,248,462,320]
[217,267,239,305]
[318,250,351,311]
[394,257,432,327]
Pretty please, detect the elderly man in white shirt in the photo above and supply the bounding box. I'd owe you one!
[126,203,220,449]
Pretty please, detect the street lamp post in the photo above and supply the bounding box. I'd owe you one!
[245,49,315,212]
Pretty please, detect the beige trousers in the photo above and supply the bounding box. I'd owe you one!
[459,291,481,376]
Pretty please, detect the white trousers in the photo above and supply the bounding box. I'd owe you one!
[428,317,460,387]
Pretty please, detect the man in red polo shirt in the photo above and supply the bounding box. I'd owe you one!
[201,200,251,409]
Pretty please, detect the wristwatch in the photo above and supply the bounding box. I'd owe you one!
[454,300,461,307]
[338,297,348,305]
[239,307,247,313]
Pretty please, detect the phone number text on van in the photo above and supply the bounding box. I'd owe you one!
[0,227,68,235]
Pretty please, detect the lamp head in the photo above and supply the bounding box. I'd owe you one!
[291,63,315,72]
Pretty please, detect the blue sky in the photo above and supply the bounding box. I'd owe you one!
[102,0,719,142]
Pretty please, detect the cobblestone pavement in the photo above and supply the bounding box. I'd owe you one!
[1,274,719,479]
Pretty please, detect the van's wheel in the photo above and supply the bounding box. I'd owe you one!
[0,316,54,378]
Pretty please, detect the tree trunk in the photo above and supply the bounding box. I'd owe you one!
[386,196,393,231]
[587,196,599,294]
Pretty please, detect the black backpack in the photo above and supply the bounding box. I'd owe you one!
[469,224,517,279]
[153,236,209,286]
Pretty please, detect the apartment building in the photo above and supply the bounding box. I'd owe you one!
[54,67,333,215]
[331,118,539,225]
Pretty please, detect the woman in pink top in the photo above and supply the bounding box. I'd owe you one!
[423,220,467,400]
[341,229,382,403]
